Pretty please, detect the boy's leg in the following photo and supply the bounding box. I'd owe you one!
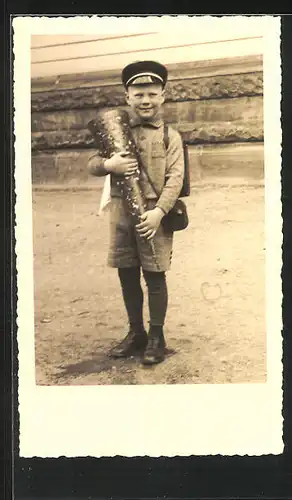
[110,266,148,358]
[107,198,148,357]
[142,269,168,365]
[118,266,145,332]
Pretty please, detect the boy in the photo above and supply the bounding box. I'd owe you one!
[88,60,184,365]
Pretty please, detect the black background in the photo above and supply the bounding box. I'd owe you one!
[3,6,292,500]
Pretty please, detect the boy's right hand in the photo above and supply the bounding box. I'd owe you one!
[104,152,138,176]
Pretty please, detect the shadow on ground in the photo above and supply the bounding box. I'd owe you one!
[52,343,177,385]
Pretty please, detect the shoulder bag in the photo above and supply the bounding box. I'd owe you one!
[138,142,189,232]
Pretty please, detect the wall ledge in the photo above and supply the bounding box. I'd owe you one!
[31,54,263,93]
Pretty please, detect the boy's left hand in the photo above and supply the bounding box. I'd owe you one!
[136,207,164,240]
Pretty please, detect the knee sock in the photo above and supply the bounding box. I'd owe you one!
[118,267,145,332]
[142,270,168,332]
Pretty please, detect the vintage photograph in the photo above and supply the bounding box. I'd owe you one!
[31,22,266,386]
[15,16,282,457]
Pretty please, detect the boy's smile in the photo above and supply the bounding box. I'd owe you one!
[125,83,165,122]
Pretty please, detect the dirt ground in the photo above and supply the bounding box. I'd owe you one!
[33,182,266,385]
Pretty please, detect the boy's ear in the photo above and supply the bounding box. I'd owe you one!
[125,90,130,104]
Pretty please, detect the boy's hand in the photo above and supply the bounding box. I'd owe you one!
[104,152,138,176]
[136,207,164,240]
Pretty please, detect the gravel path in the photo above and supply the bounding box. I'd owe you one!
[33,183,266,385]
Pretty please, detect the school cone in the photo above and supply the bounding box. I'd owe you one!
[87,109,160,271]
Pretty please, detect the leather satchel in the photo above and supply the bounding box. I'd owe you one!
[138,151,189,233]
[162,198,189,232]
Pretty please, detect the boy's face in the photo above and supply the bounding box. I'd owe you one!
[125,83,165,121]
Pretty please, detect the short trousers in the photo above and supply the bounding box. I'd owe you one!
[107,197,173,272]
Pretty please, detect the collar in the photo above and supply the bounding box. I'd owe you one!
[130,115,164,129]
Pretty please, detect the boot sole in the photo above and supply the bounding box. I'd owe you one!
[142,356,165,365]
[109,346,147,359]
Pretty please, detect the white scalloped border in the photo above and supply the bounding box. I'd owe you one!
[13,15,283,458]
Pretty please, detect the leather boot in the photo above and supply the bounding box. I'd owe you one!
[142,331,166,365]
[109,329,148,358]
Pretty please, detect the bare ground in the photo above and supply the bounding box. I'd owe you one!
[33,182,266,385]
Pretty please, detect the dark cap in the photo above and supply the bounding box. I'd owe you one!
[122,60,168,88]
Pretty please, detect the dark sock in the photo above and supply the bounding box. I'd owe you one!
[118,267,145,332]
[149,325,164,337]
[142,270,168,328]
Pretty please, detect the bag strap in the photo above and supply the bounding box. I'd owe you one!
[163,124,169,150]
[137,125,169,198]
[138,154,160,198]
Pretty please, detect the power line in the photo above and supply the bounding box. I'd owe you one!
[31,32,159,50]
[32,36,263,65]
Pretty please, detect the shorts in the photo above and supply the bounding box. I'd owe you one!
[107,198,173,272]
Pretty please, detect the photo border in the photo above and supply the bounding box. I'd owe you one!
[6,9,292,500]
[15,14,282,459]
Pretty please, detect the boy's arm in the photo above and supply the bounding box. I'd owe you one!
[155,129,184,215]
[88,151,139,177]
[87,152,108,176]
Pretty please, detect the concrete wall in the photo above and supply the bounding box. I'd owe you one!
[31,32,264,185]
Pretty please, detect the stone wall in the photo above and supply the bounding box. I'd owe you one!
[31,55,264,185]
